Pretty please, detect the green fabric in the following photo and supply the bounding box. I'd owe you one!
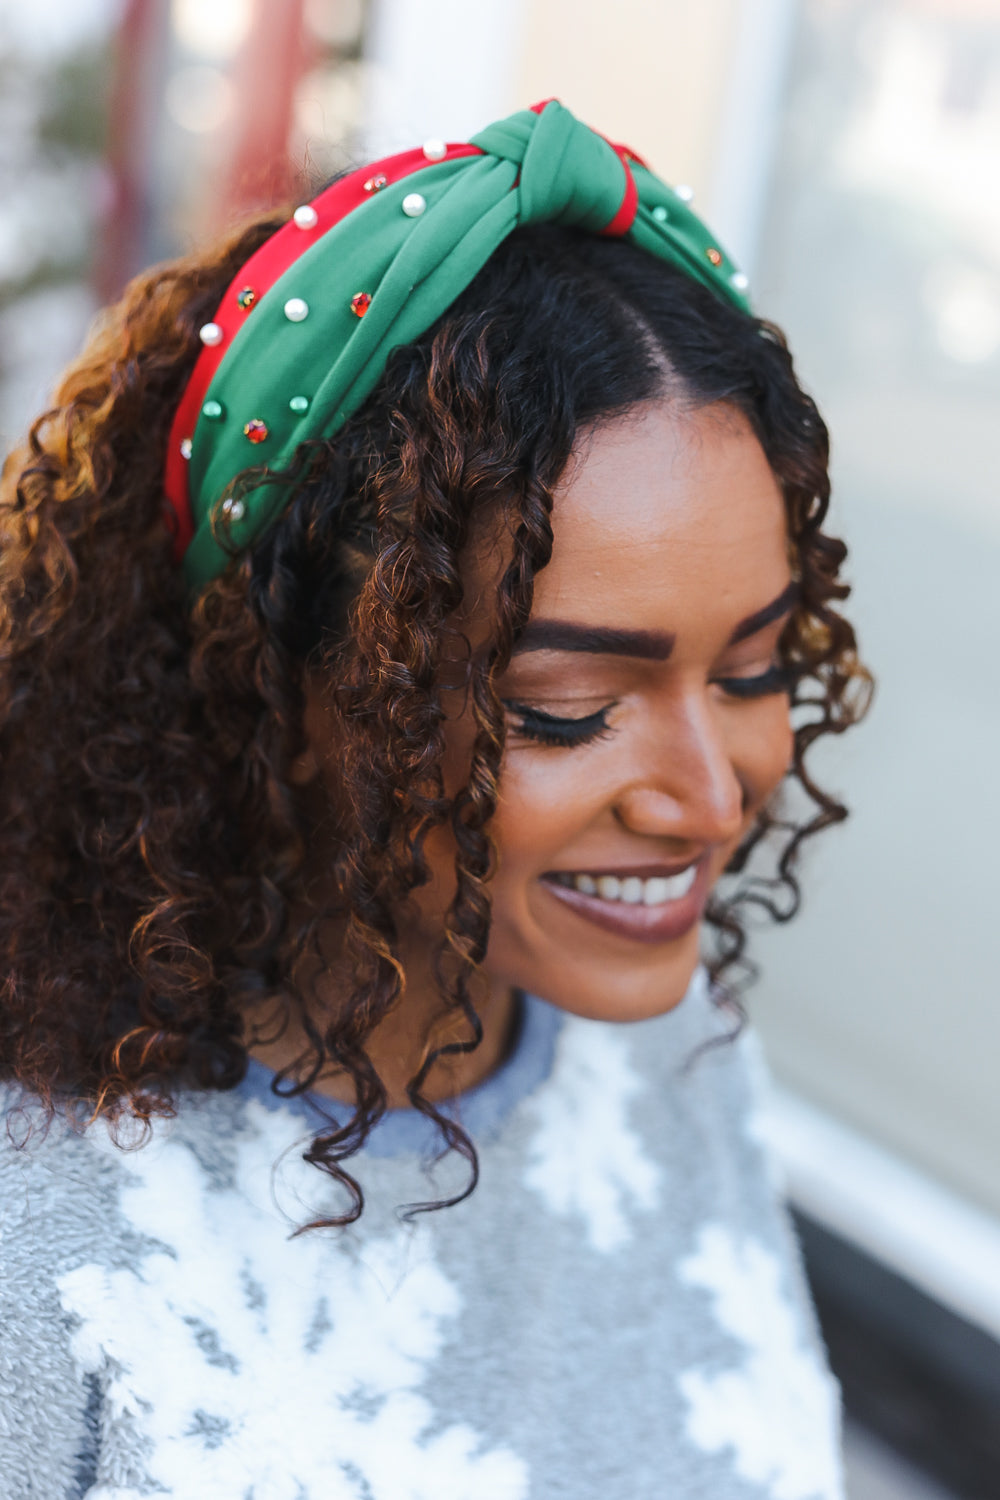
[184,101,749,588]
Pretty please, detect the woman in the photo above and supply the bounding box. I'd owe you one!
[0,102,869,1498]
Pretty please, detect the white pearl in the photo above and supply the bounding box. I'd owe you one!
[283,297,309,322]
[222,497,246,520]
[199,322,223,346]
[401,192,426,218]
[179,437,193,460]
[293,204,318,230]
[422,138,446,161]
[731,271,750,292]
[674,183,695,202]
[652,205,669,223]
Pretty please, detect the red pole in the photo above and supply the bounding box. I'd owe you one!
[96,0,316,298]
[94,0,171,301]
[220,0,316,223]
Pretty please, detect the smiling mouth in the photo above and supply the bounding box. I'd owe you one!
[539,860,707,945]
[547,865,698,906]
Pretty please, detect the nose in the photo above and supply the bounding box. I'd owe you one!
[612,691,746,847]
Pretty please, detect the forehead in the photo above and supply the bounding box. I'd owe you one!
[535,399,789,628]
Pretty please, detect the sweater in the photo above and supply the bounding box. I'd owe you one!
[0,969,844,1500]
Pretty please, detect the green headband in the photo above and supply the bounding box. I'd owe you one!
[165,100,750,588]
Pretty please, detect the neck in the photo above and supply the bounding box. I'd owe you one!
[244,942,519,1110]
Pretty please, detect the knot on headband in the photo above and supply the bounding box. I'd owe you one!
[165,100,750,588]
[477,103,630,231]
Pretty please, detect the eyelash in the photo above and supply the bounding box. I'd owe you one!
[503,701,614,748]
[504,668,794,747]
[715,665,795,700]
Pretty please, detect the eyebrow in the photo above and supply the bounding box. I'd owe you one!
[727,581,800,643]
[511,621,676,661]
[510,582,800,662]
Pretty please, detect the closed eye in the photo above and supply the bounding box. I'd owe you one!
[502,700,614,748]
[714,665,795,699]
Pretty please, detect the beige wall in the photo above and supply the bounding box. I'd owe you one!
[365,0,743,213]
[513,0,741,205]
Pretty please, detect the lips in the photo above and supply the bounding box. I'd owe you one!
[539,858,710,945]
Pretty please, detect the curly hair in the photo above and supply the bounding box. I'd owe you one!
[0,214,871,1225]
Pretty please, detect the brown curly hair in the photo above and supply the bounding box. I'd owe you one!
[0,211,871,1223]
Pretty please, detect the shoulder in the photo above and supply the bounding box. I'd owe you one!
[0,1085,112,1247]
[0,1087,112,1495]
[0,1075,303,1244]
[0,1078,281,1496]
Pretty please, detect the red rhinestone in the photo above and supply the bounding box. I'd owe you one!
[364,174,388,193]
[243,419,269,444]
[706,247,723,266]
[350,291,372,318]
[236,286,257,310]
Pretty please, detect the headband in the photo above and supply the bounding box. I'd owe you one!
[165,100,750,588]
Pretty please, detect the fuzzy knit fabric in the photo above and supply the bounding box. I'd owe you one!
[0,970,845,1500]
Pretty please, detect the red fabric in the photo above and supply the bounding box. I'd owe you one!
[600,153,639,237]
[165,102,646,555]
[530,97,644,235]
[164,143,482,555]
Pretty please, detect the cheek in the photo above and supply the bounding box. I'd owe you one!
[407,756,589,948]
[490,749,602,874]
[736,700,794,812]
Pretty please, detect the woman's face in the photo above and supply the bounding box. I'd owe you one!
[434,398,795,1023]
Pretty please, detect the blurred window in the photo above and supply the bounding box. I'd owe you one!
[748,0,1000,1220]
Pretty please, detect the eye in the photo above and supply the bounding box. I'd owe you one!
[713,665,795,700]
[502,700,615,748]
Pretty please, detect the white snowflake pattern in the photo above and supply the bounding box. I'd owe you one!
[676,1224,844,1500]
[58,1102,528,1500]
[522,1019,660,1253]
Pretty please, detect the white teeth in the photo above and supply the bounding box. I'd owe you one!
[566,866,697,905]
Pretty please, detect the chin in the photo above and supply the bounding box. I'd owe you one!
[508,928,704,1024]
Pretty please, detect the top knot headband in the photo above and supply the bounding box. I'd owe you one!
[165,99,750,588]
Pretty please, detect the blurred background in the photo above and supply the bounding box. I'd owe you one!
[0,0,997,1494]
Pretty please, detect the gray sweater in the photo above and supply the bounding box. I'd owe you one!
[0,970,844,1499]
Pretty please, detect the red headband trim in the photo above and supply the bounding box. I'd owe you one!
[164,104,640,559]
[165,143,483,556]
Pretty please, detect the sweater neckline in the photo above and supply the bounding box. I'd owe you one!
[238,990,565,1157]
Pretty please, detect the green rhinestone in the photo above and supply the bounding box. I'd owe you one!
[202,399,225,421]
[652,205,669,223]
[288,395,310,414]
